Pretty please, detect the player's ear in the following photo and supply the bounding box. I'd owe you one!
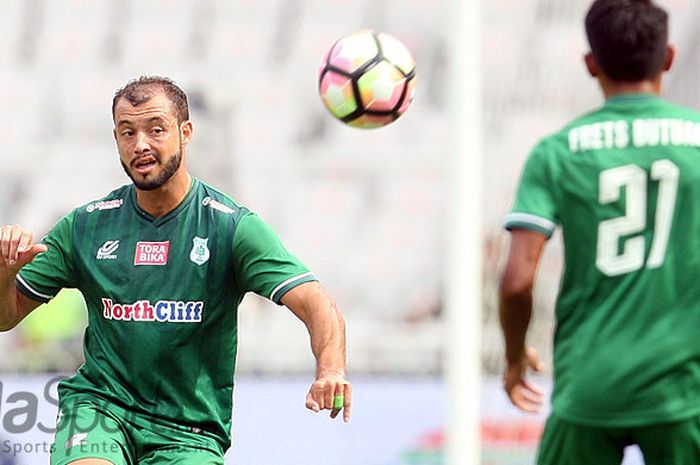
[180,120,194,146]
[584,52,599,78]
[663,45,675,72]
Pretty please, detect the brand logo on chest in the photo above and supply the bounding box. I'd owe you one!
[96,240,120,260]
[134,241,170,266]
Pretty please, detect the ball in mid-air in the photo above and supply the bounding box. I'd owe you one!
[318,30,416,129]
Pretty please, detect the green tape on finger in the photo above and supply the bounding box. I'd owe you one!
[333,395,344,409]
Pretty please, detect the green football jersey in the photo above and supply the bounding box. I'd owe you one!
[16,178,316,448]
[505,94,700,427]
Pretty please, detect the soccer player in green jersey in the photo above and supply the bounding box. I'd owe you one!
[0,76,352,465]
[500,1,700,464]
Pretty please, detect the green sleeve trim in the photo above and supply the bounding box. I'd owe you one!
[270,272,318,304]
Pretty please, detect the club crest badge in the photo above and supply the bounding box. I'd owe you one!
[189,236,210,266]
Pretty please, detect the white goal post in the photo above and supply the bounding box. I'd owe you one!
[444,0,482,464]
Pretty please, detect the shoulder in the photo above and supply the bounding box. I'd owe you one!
[551,108,604,146]
[528,107,606,162]
[195,179,251,223]
[655,99,700,121]
[74,184,131,217]
[36,186,129,243]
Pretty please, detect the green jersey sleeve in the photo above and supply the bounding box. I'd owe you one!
[232,212,317,304]
[503,140,560,238]
[16,211,78,303]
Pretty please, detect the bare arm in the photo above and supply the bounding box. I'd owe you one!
[0,225,47,331]
[281,281,351,422]
[499,228,547,412]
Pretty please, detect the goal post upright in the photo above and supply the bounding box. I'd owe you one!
[444,0,483,464]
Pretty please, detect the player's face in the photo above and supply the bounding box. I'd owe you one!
[113,92,191,191]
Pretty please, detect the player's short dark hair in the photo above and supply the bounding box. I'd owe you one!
[585,0,669,82]
[112,76,190,123]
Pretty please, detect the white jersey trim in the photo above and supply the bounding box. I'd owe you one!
[269,272,316,301]
[503,212,556,233]
[16,274,55,301]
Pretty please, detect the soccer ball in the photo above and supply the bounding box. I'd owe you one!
[318,30,416,129]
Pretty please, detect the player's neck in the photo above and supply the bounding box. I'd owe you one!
[135,169,193,218]
[599,77,662,99]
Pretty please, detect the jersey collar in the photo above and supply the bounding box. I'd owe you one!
[605,92,659,104]
[130,177,199,227]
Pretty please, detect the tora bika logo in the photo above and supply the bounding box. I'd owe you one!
[134,241,170,266]
[102,298,203,323]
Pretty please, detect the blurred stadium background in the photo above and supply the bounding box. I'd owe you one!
[0,0,698,464]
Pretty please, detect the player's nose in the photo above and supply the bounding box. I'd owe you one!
[133,131,151,154]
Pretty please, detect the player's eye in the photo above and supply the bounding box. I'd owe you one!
[151,127,164,135]
[121,130,134,137]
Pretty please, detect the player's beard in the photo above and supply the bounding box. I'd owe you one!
[121,148,183,191]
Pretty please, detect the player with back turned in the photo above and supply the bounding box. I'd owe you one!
[500,1,700,464]
[0,76,351,465]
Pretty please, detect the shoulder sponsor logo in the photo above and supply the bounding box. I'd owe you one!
[190,236,210,266]
[66,432,88,449]
[102,298,203,323]
[96,240,120,260]
[134,241,170,266]
[202,196,235,214]
[86,199,123,213]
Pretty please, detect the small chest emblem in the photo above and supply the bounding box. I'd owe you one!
[190,236,210,266]
[97,240,120,260]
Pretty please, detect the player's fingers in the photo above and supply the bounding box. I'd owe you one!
[503,371,523,396]
[518,387,544,406]
[310,383,326,411]
[520,379,543,396]
[516,399,541,413]
[323,381,334,411]
[525,347,546,374]
[17,230,33,254]
[507,377,543,408]
[19,244,47,267]
[530,358,545,373]
[510,387,542,413]
[6,225,18,265]
[0,226,11,265]
[507,384,523,403]
[8,226,26,265]
[330,382,344,419]
[31,244,48,255]
[513,398,541,413]
[305,391,320,413]
[343,382,352,423]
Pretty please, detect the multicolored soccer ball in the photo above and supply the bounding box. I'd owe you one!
[318,30,416,129]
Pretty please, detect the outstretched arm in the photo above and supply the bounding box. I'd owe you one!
[281,281,351,422]
[499,228,547,413]
[0,225,47,331]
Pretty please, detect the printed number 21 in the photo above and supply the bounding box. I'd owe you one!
[596,159,679,276]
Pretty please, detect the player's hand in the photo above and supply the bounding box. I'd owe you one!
[0,225,47,273]
[504,346,545,413]
[305,372,352,423]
